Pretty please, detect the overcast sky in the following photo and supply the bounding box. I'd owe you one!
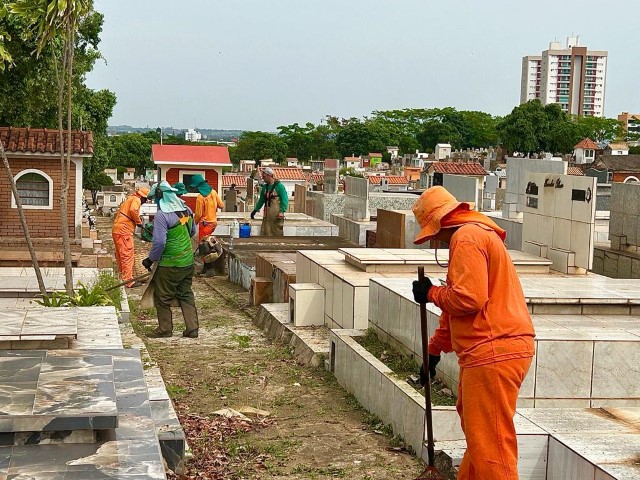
[87,0,640,131]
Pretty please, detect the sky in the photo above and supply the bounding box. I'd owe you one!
[87,0,640,132]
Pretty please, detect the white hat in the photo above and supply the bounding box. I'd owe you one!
[263,167,274,176]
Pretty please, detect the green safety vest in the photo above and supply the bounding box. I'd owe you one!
[159,215,194,268]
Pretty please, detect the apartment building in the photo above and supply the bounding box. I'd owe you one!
[520,36,607,117]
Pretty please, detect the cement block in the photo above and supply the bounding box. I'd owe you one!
[97,255,113,269]
[250,277,273,306]
[289,283,325,327]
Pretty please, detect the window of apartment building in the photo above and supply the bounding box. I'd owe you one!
[12,169,53,209]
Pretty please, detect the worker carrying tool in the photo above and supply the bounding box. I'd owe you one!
[189,174,224,242]
[141,181,199,339]
[111,186,150,288]
[250,167,288,236]
[411,186,535,480]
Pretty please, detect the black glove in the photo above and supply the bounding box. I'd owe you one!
[142,257,153,271]
[412,277,433,304]
[419,355,441,385]
[250,210,257,220]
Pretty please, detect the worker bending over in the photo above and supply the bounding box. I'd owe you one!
[111,187,150,287]
[142,182,199,339]
[412,186,535,480]
[250,167,288,236]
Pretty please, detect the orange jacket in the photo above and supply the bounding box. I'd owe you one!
[112,194,143,235]
[194,190,224,224]
[428,223,535,367]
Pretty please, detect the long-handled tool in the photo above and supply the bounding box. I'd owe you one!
[104,272,152,292]
[414,266,444,480]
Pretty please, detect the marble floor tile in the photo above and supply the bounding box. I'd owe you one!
[591,341,640,398]
[534,340,594,399]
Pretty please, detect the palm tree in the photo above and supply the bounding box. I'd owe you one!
[8,0,92,295]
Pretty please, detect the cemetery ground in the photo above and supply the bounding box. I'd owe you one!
[97,216,424,479]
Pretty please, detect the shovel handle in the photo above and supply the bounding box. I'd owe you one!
[418,266,436,467]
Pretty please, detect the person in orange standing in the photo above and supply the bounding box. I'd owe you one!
[112,187,150,288]
[411,186,535,480]
[189,174,224,242]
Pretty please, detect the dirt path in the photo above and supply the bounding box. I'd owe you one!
[97,215,424,479]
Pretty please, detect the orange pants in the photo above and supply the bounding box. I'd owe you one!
[112,233,135,287]
[456,357,532,480]
[198,221,216,242]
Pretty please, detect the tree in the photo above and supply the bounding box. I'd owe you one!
[497,100,557,154]
[9,0,93,295]
[232,131,287,164]
[84,170,113,205]
[573,115,623,144]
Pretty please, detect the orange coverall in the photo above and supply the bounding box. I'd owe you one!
[427,221,535,480]
[112,194,143,286]
[194,190,224,241]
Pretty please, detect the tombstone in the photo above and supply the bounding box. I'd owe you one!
[343,176,370,221]
[246,177,255,207]
[609,182,640,251]
[502,157,567,218]
[324,168,339,194]
[522,173,597,274]
[442,174,480,210]
[224,188,238,212]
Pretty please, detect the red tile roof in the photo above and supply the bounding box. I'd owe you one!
[0,127,94,155]
[256,166,307,181]
[368,152,383,157]
[574,138,599,150]
[367,175,409,185]
[430,162,486,176]
[152,144,231,166]
[567,166,585,176]
[307,173,324,183]
[221,174,248,187]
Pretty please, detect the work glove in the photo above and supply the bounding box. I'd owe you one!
[412,277,433,304]
[142,257,154,271]
[250,210,257,220]
[419,355,441,385]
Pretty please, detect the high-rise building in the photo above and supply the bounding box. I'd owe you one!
[520,36,608,117]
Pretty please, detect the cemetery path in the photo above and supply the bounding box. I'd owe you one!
[96,216,424,479]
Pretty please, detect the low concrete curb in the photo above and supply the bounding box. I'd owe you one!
[253,303,329,367]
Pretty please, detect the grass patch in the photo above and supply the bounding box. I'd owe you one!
[230,334,251,348]
[356,328,456,406]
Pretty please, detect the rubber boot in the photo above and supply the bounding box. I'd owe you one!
[155,304,174,335]
[180,302,199,338]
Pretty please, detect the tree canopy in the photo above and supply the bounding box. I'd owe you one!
[497,100,624,154]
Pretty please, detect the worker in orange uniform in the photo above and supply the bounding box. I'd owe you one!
[112,187,150,287]
[411,186,535,480]
[189,174,223,242]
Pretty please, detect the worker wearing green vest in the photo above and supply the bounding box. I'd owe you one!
[142,181,199,338]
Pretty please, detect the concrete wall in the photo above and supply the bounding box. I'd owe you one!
[308,191,418,223]
[592,246,640,279]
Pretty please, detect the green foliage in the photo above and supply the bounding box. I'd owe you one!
[33,290,71,307]
[33,272,118,308]
[630,145,640,155]
[231,131,287,165]
[67,281,112,306]
[93,269,122,309]
[0,1,116,133]
[498,100,624,154]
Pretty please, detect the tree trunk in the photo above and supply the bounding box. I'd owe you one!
[57,28,73,296]
[0,141,47,295]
